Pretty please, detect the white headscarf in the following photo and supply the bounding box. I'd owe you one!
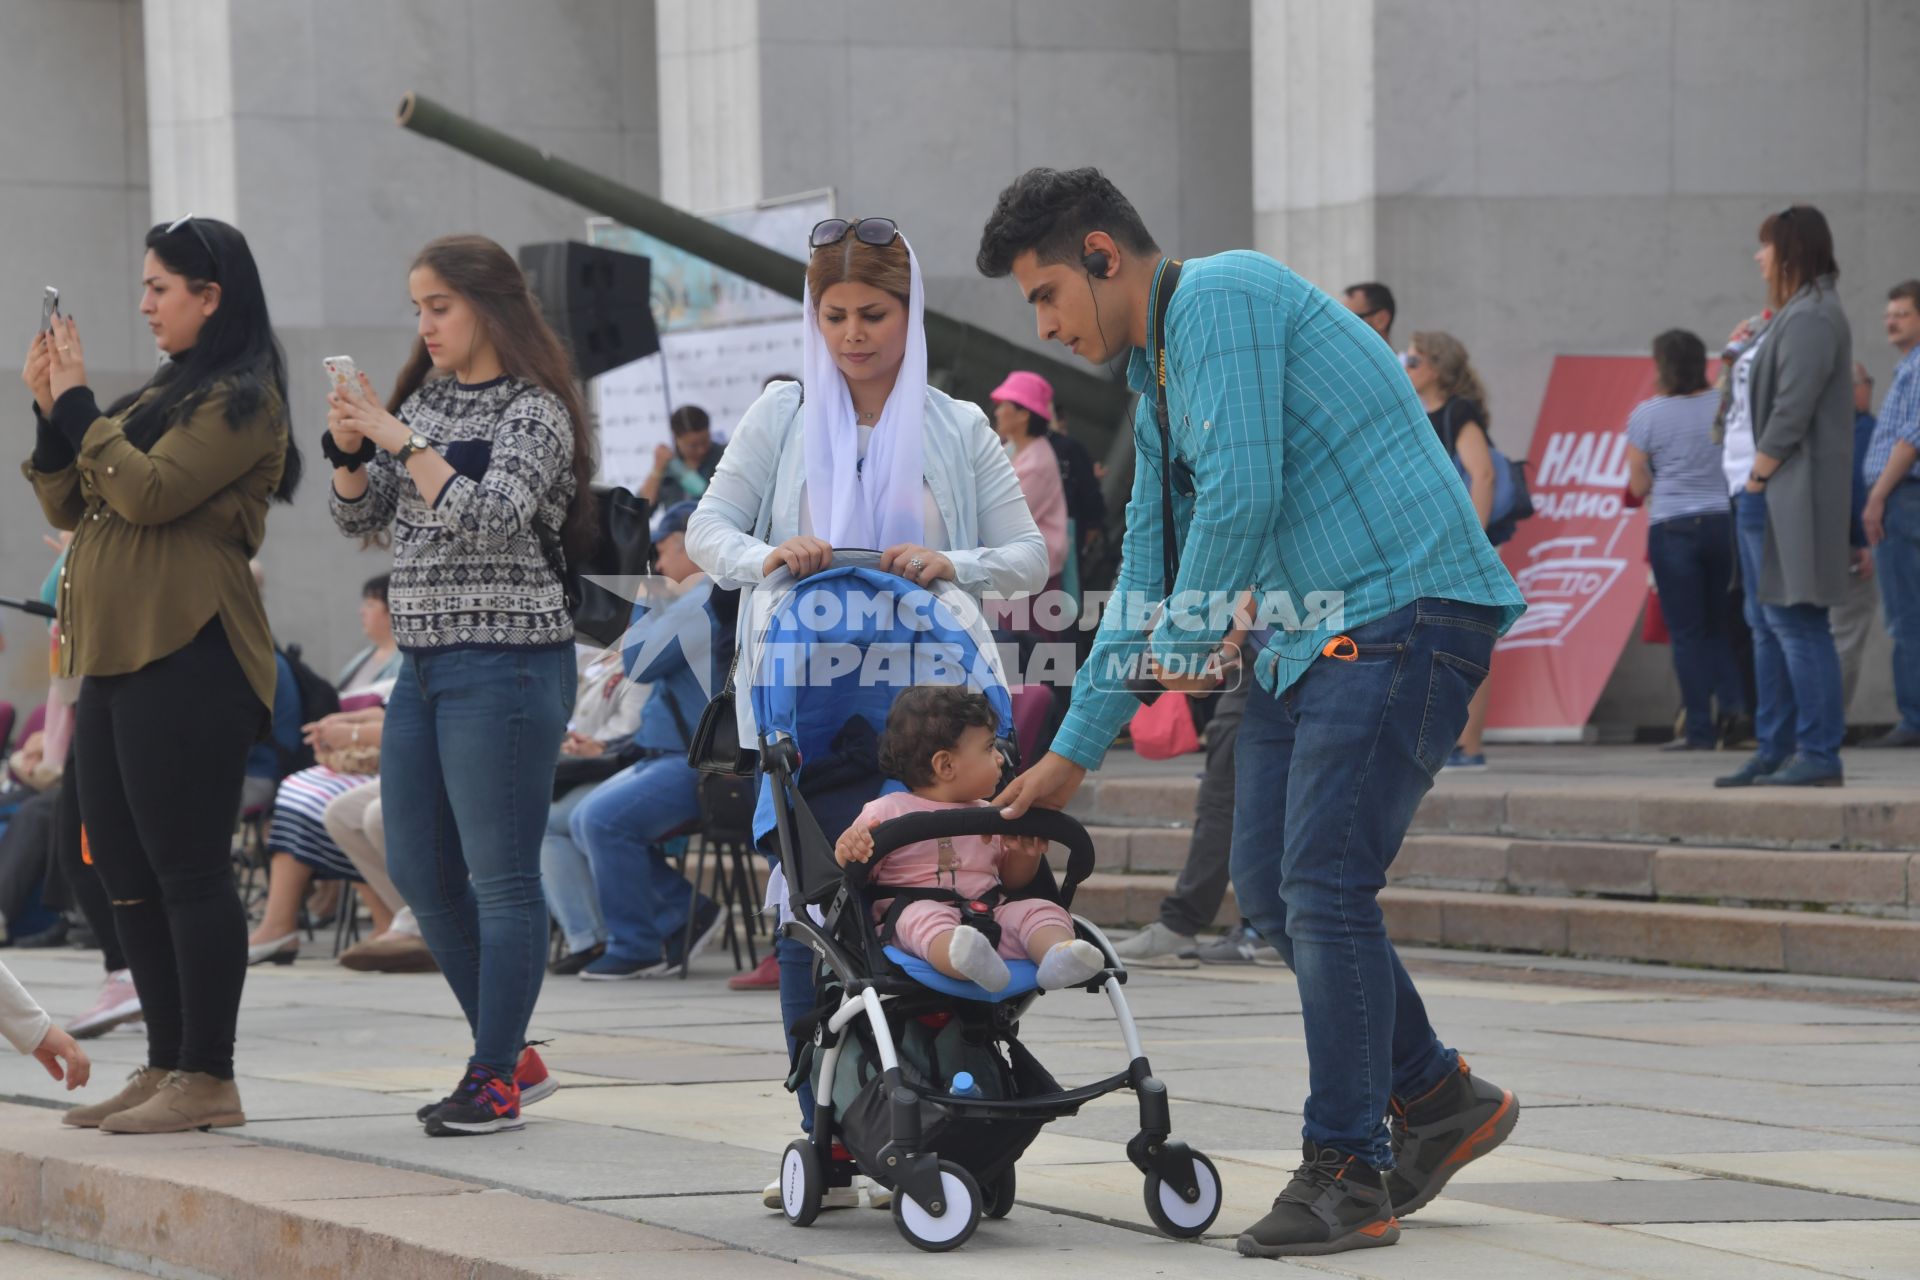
[801,233,928,550]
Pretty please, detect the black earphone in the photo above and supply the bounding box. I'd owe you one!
[1081,246,1124,370]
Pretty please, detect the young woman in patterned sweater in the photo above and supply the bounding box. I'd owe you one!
[326,235,595,1137]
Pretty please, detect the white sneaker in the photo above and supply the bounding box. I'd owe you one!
[69,969,142,1040]
[1112,921,1200,968]
[761,1174,888,1211]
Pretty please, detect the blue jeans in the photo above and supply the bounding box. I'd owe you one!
[1230,598,1498,1169]
[779,932,818,1131]
[1647,511,1745,743]
[1876,482,1920,734]
[543,782,606,955]
[384,646,574,1077]
[571,755,702,964]
[1734,493,1844,768]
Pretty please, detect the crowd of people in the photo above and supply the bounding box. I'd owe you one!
[0,169,1912,1261]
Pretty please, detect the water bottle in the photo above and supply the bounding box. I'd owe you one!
[950,1071,982,1099]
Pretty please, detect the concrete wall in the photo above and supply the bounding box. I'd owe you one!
[0,0,149,712]
[1255,0,1918,730]
[0,0,662,704]
[657,0,1256,359]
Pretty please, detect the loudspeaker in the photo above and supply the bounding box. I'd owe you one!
[517,241,661,380]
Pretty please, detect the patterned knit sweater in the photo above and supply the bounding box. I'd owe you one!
[329,374,575,652]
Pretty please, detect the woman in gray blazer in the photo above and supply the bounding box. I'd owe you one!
[1716,206,1852,789]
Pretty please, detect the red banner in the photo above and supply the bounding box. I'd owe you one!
[1488,356,1663,735]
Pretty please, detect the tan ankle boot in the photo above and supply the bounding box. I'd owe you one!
[64,1066,168,1128]
[99,1070,245,1134]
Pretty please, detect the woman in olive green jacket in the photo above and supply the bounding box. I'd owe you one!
[19,216,300,1135]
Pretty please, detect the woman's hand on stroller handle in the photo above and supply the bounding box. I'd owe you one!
[879,543,954,586]
[993,752,1088,820]
[762,535,836,580]
[834,820,878,867]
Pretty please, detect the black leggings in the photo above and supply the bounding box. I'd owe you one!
[75,619,261,1079]
[46,744,128,974]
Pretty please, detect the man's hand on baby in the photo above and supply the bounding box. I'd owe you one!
[835,822,876,867]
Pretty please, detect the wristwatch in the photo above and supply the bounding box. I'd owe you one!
[1748,470,1769,487]
[395,432,433,464]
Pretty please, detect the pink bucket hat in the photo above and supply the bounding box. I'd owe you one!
[989,370,1055,422]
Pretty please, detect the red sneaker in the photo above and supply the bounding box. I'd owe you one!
[517,1042,557,1107]
[728,951,781,991]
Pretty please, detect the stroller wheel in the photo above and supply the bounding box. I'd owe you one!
[1144,1150,1222,1239]
[780,1139,824,1226]
[984,1166,1016,1219]
[892,1159,981,1252]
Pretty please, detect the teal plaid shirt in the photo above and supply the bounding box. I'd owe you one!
[1050,251,1526,770]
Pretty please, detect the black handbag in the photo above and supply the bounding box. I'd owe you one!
[684,393,800,776]
[538,485,653,649]
[686,649,757,776]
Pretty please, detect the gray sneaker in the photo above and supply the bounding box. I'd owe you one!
[1196,923,1285,967]
[1112,921,1200,968]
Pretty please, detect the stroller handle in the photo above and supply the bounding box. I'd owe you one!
[848,807,1098,909]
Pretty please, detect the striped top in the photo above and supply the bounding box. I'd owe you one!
[1625,392,1728,524]
[1048,251,1526,771]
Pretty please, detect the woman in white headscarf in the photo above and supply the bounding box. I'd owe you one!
[685,216,1045,1210]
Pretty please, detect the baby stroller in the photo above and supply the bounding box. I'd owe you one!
[747,552,1223,1252]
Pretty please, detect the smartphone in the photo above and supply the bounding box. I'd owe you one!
[40,286,59,334]
[323,355,361,399]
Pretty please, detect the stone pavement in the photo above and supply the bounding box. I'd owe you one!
[3,937,1919,1277]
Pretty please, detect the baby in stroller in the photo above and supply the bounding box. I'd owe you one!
[833,686,1105,994]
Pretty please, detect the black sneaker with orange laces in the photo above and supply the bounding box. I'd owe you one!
[423,1065,523,1137]
[1236,1142,1400,1258]
[417,1043,554,1124]
[1385,1057,1520,1217]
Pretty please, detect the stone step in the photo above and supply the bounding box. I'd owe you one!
[1069,873,1920,982]
[1079,829,1917,918]
[1389,834,1919,918]
[1067,775,1920,851]
[0,1102,827,1280]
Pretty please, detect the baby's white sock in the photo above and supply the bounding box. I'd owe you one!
[945,926,1011,992]
[1037,939,1105,990]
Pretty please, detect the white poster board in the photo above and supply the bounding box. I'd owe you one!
[588,191,831,491]
[594,320,806,491]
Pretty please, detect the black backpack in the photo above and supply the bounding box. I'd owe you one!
[276,644,341,776]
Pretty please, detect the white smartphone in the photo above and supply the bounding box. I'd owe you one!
[40,286,59,333]
[323,355,362,399]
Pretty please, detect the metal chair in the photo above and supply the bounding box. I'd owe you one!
[676,772,765,978]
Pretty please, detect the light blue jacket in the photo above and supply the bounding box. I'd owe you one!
[686,380,1047,741]
[686,381,1047,598]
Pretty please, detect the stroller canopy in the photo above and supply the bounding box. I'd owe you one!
[747,562,1015,860]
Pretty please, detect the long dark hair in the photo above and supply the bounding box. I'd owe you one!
[386,235,596,559]
[1758,205,1839,307]
[109,218,301,502]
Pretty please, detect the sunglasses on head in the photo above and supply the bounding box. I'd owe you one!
[810,217,900,251]
[166,213,219,280]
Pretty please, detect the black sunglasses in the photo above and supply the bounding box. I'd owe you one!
[810,217,899,251]
[166,213,219,280]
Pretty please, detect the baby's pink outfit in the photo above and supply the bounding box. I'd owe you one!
[856,792,1070,961]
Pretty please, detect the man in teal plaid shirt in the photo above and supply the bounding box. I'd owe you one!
[980,168,1526,1259]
